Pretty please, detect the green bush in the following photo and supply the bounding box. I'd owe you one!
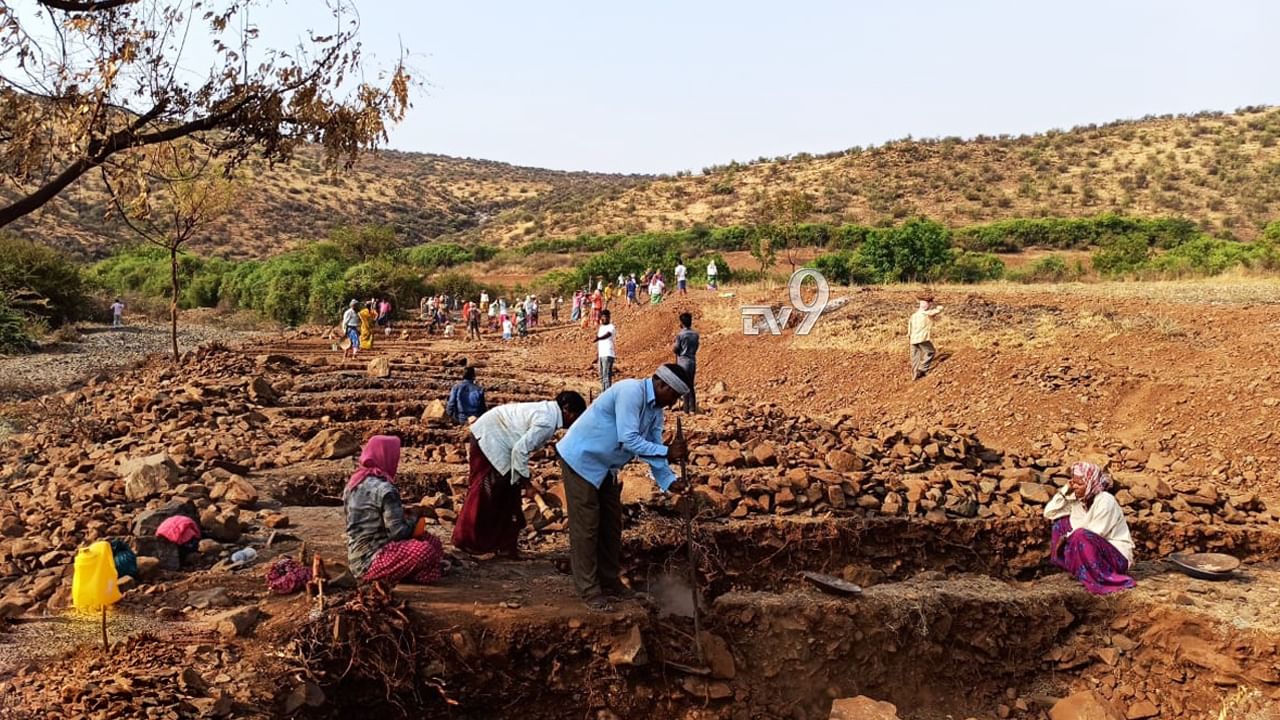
[1092,236,1152,276]
[810,251,877,285]
[1008,255,1085,283]
[1143,237,1280,278]
[856,218,954,282]
[944,251,1005,283]
[955,215,1199,252]
[0,295,36,353]
[0,234,92,325]
[404,242,473,269]
[331,224,400,261]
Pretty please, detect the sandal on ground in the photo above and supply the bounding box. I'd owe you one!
[584,595,614,612]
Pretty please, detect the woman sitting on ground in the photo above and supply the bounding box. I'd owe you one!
[343,435,444,586]
[1044,461,1135,595]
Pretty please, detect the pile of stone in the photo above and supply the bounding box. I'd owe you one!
[677,404,1274,527]
[0,346,299,616]
[1011,359,1106,392]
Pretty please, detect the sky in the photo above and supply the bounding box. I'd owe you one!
[253,0,1280,174]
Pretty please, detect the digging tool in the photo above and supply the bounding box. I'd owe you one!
[676,417,704,663]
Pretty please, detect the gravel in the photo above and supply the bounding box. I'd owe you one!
[0,322,264,402]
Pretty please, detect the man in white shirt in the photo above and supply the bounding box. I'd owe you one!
[452,391,587,557]
[674,261,687,295]
[706,260,718,289]
[908,295,943,380]
[595,309,616,391]
[341,300,360,359]
[110,298,126,328]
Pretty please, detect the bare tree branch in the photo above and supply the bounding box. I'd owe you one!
[37,0,140,12]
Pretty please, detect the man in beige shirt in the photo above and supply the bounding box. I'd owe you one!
[909,295,943,380]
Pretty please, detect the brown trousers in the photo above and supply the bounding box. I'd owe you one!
[561,459,622,598]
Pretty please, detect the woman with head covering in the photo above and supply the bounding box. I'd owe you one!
[342,436,444,585]
[357,301,377,351]
[1044,461,1135,595]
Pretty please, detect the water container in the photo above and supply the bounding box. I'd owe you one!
[72,540,123,612]
[231,547,258,564]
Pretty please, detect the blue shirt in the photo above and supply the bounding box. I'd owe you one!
[446,379,487,424]
[555,378,677,491]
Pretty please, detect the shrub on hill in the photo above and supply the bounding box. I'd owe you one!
[0,234,93,325]
[856,218,954,282]
[1141,237,1280,278]
[1006,255,1086,283]
[943,251,1005,283]
[955,215,1199,252]
[1091,235,1152,276]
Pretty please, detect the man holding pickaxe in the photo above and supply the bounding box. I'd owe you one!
[555,363,694,611]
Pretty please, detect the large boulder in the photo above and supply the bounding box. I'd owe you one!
[213,605,261,638]
[829,696,899,720]
[133,537,180,571]
[367,357,391,379]
[247,376,278,404]
[1049,691,1125,720]
[120,452,181,502]
[303,429,360,460]
[219,476,260,507]
[421,400,447,421]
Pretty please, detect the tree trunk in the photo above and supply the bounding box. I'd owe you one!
[170,246,180,362]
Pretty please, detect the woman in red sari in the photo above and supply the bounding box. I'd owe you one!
[453,392,586,557]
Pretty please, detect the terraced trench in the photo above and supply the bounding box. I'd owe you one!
[245,324,1280,720]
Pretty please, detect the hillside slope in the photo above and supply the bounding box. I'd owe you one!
[10,106,1280,258]
[6,148,646,259]
[470,107,1280,245]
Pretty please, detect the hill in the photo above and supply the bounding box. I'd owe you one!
[5,148,647,259]
[9,106,1280,258]
[468,106,1280,245]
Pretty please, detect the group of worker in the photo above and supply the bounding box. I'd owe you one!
[341,293,1136,611]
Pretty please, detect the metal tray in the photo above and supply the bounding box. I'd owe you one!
[1167,552,1240,581]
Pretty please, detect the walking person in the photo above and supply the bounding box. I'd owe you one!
[625,274,638,306]
[648,272,665,305]
[555,363,693,610]
[110,298,126,329]
[452,391,587,557]
[706,259,718,290]
[446,366,487,425]
[358,301,377,352]
[674,260,688,296]
[909,294,944,380]
[341,300,361,359]
[595,309,616,392]
[673,312,700,413]
[571,291,582,323]
[551,295,561,323]
[467,301,482,341]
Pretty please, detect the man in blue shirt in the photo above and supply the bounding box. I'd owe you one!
[555,363,692,610]
[445,366,487,425]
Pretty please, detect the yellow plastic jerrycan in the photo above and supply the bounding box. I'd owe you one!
[72,540,123,612]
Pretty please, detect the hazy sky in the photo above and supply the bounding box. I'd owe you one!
[255,0,1280,174]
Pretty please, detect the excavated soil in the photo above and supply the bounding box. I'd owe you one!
[3,283,1280,719]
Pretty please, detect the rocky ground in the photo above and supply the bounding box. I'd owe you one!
[0,316,265,402]
[1,283,1279,719]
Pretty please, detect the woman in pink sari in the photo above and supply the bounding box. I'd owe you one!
[342,435,444,585]
[1044,462,1135,595]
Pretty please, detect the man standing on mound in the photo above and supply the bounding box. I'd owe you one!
[555,363,693,611]
[909,294,944,380]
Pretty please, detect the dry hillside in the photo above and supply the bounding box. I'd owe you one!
[10,106,1280,258]
[472,106,1280,244]
[6,147,647,259]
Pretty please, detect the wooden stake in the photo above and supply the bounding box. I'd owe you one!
[101,605,108,652]
[676,417,704,663]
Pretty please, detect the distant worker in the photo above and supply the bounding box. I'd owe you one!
[378,298,393,336]
[358,301,377,351]
[341,300,361,359]
[467,301,482,341]
[673,312,700,413]
[648,272,665,304]
[626,274,638,306]
[1044,462,1135,595]
[706,259,718,290]
[909,294,943,380]
[446,366,487,425]
[110,298,126,328]
[595,309,616,392]
[674,259,688,296]
[555,363,693,611]
[452,391,587,557]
